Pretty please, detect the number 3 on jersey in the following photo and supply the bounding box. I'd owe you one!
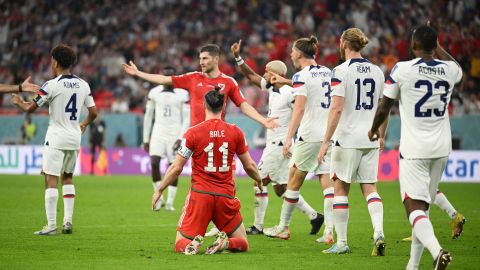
[65,93,78,120]
[204,142,230,172]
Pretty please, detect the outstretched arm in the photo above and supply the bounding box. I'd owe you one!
[123,61,173,85]
[231,40,262,87]
[0,76,40,93]
[240,102,278,129]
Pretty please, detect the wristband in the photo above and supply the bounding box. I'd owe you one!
[235,56,244,66]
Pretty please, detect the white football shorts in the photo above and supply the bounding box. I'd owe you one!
[330,145,379,184]
[42,146,79,176]
[258,142,290,185]
[150,138,176,163]
[290,140,331,175]
[399,157,448,204]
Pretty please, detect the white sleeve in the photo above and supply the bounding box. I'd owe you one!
[83,84,95,108]
[383,63,401,100]
[292,71,308,97]
[260,78,270,92]
[179,103,190,139]
[143,95,154,143]
[451,61,463,84]
[331,66,346,97]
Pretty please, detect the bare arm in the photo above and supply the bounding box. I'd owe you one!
[238,151,262,188]
[322,96,344,143]
[123,61,172,85]
[0,77,40,93]
[230,40,262,87]
[269,72,293,87]
[240,102,278,129]
[286,95,306,141]
[80,106,98,133]
[152,155,187,208]
[317,96,344,163]
[11,94,38,113]
[369,97,395,141]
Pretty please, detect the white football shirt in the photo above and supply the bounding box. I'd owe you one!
[260,78,294,144]
[383,58,462,159]
[34,74,95,150]
[292,65,332,142]
[143,85,189,143]
[331,58,385,148]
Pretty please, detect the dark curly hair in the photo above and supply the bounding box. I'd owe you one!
[51,44,77,69]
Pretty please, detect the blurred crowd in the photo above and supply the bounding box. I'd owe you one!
[0,0,479,115]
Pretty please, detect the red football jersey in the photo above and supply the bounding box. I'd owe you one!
[171,72,245,126]
[177,119,248,197]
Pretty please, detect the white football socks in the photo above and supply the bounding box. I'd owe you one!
[323,187,334,234]
[296,195,318,220]
[366,192,384,240]
[333,196,349,246]
[409,210,441,259]
[406,229,425,270]
[253,186,268,230]
[62,185,75,224]
[45,188,58,228]
[279,190,299,228]
[166,186,178,206]
[434,190,457,218]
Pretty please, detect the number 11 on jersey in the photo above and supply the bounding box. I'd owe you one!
[204,142,230,172]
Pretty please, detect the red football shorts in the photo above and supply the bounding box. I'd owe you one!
[177,189,242,239]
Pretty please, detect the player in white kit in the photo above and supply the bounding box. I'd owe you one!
[144,67,189,211]
[11,44,98,235]
[263,36,333,240]
[230,40,324,236]
[317,28,386,255]
[369,24,462,269]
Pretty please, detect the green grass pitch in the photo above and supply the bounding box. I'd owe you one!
[0,175,479,269]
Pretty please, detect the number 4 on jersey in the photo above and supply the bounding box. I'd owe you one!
[65,93,78,120]
[204,142,230,172]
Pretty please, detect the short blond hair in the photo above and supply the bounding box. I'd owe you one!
[265,60,287,76]
[342,28,369,52]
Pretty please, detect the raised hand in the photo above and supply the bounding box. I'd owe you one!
[21,76,40,92]
[123,61,139,76]
[230,40,242,57]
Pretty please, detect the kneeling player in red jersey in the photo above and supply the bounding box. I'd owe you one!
[152,88,262,255]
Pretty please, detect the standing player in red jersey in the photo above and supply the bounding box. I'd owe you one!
[152,89,262,255]
[122,44,278,128]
